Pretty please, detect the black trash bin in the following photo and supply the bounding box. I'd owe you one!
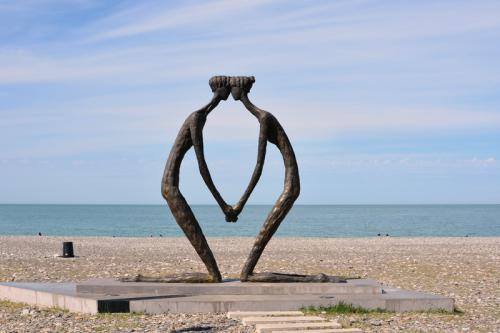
[62,242,75,258]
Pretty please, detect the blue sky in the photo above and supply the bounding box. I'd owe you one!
[1,0,499,204]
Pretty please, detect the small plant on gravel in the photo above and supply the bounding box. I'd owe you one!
[45,306,69,314]
[302,302,386,314]
[94,313,143,330]
[96,312,145,319]
[0,300,26,310]
[413,306,464,315]
[303,302,463,316]
[0,300,68,314]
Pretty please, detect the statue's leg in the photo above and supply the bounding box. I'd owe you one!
[240,184,299,281]
[240,181,346,283]
[163,185,222,282]
[122,184,222,283]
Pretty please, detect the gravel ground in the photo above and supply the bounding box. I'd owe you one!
[0,236,499,332]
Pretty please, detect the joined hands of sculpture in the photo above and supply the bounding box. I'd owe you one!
[121,76,346,283]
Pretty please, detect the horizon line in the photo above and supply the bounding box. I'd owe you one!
[1,203,499,206]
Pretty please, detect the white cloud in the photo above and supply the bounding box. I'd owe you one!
[264,101,500,139]
[1,0,500,158]
[328,156,498,169]
[2,0,500,88]
[2,92,500,160]
[88,0,500,42]
[89,0,276,41]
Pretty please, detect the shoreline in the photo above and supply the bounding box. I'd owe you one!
[1,235,498,238]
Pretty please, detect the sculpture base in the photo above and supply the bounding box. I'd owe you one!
[0,279,454,314]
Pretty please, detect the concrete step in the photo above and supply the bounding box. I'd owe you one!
[228,311,303,319]
[256,322,342,333]
[242,315,326,325]
[130,293,343,313]
[76,278,382,295]
[271,329,363,333]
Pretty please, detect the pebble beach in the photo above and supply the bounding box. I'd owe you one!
[0,236,499,332]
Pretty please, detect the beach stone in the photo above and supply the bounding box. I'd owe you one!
[368,319,382,326]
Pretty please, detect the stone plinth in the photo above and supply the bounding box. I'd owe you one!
[76,278,382,295]
[0,279,454,314]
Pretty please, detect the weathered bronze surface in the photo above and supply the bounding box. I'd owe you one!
[229,76,301,282]
[122,76,344,283]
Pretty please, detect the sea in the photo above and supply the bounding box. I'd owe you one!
[0,204,499,238]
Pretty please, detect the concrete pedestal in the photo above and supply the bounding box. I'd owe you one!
[0,279,454,314]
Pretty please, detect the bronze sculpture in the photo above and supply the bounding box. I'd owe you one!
[123,76,344,283]
[229,76,301,282]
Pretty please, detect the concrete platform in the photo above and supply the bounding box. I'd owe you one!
[241,315,325,325]
[227,311,304,318]
[256,322,342,333]
[76,278,382,295]
[0,279,454,314]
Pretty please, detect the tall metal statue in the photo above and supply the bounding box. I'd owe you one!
[125,76,343,283]
[229,76,301,282]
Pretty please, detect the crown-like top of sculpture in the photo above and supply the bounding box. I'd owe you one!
[209,76,231,92]
[230,76,255,93]
[209,76,255,93]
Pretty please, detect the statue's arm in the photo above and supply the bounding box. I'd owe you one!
[233,121,268,215]
[190,116,231,215]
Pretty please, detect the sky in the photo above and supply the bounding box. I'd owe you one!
[1,0,499,204]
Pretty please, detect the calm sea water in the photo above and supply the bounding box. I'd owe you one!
[0,205,499,237]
